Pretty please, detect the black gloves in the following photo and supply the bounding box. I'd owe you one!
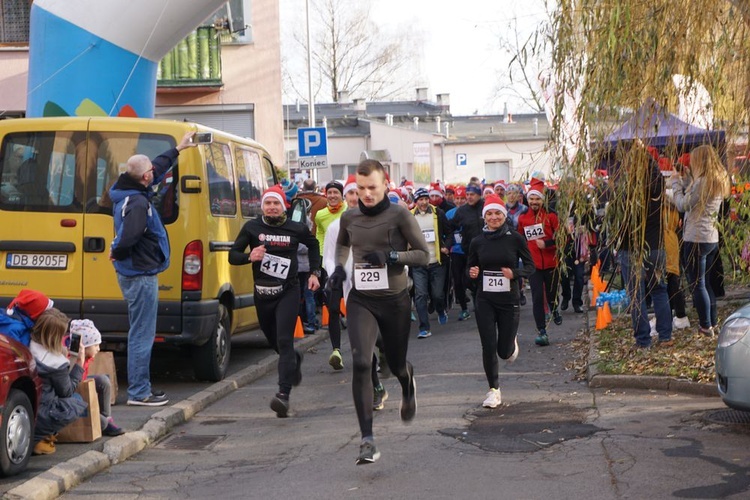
[327,265,346,291]
[362,251,397,266]
[362,251,388,267]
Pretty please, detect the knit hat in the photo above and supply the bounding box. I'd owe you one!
[413,187,429,200]
[387,190,401,203]
[506,183,522,193]
[429,182,444,198]
[454,186,466,198]
[527,177,546,200]
[466,184,482,196]
[325,180,344,195]
[482,194,507,217]
[343,174,357,195]
[7,289,53,320]
[445,185,455,194]
[70,319,102,347]
[280,178,298,202]
[262,185,290,208]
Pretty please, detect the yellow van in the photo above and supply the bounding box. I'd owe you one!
[0,117,278,381]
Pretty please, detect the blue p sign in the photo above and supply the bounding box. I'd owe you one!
[456,153,467,167]
[298,127,328,157]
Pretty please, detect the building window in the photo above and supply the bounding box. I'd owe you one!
[485,161,510,182]
[157,26,223,87]
[210,0,253,45]
[0,0,30,45]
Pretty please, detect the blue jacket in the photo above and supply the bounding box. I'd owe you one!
[0,310,34,345]
[109,149,178,276]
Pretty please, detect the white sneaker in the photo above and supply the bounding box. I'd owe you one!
[506,337,519,365]
[482,388,502,408]
[673,316,691,330]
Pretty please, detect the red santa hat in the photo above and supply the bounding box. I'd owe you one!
[678,153,691,168]
[262,185,290,208]
[343,174,357,195]
[527,177,546,200]
[7,289,53,320]
[483,185,495,197]
[482,194,507,218]
[454,186,466,198]
[429,182,444,198]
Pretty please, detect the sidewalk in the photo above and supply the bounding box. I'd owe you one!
[2,332,329,500]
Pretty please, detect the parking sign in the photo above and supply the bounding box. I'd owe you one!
[456,153,468,168]
[297,127,328,169]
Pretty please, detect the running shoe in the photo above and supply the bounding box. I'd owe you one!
[438,312,448,325]
[417,330,432,339]
[328,348,344,370]
[519,294,527,306]
[506,336,519,364]
[356,440,380,465]
[373,384,389,411]
[127,392,169,406]
[573,305,584,313]
[400,365,417,422]
[482,388,502,408]
[293,350,304,386]
[535,332,550,346]
[560,298,569,311]
[270,392,289,418]
[553,310,563,325]
[458,310,471,321]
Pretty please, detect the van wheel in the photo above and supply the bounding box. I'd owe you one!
[0,389,34,477]
[192,304,231,382]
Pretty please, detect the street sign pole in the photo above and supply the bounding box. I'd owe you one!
[305,0,316,182]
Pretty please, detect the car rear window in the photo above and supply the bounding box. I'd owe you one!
[0,131,177,223]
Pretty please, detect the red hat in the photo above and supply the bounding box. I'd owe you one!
[647,146,660,161]
[429,182,444,198]
[658,157,673,171]
[445,184,455,194]
[678,153,691,168]
[482,194,507,217]
[7,289,53,320]
[527,177,546,200]
[343,174,357,195]
[262,185,290,209]
[454,186,466,198]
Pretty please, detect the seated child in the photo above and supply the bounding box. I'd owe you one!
[70,319,125,436]
[0,289,54,345]
[30,309,87,455]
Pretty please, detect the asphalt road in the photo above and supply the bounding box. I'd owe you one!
[59,301,750,499]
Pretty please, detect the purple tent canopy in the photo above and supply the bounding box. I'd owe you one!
[605,98,724,149]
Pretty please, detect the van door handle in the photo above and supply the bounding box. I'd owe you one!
[83,237,106,253]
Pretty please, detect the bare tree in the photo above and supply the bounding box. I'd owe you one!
[283,0,422,103]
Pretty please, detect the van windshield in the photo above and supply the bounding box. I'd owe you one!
[0,131,177,223]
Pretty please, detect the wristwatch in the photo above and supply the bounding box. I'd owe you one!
[311,269,322,277]
[388,250,399,263]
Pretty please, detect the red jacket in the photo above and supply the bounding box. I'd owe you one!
[517,208,559,270]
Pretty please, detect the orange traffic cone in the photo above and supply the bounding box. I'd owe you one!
[602,301,612,325]
[595,306,608,330]
[339,298,346,317]
[590,262,602,289]
[321,305,329,326]
[294,316,304,339]
[590,287,599,307]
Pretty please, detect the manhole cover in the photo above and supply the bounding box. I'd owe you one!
[704,409,750,425]
[157,435,225,450]
[440,401,602,453]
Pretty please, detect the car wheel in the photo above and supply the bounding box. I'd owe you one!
[0,389,34,477]
[191,304,231,382]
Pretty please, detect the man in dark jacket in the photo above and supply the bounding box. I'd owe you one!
[449,184,484,255]
[109,131,195,407]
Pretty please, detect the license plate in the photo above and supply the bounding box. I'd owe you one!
[6,253,68,270]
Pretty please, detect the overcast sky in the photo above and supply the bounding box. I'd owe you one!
[280,0,551,116]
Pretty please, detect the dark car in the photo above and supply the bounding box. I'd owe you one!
[0,334,42,476]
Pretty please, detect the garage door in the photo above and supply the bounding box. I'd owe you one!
[156,105,255,139]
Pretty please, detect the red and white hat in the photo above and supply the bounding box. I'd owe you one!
[483,185,495,197]
[454,186,466,198]
[343,174,357,195]
[482,194,507,217]
[262,185,290,208]
[527,177,546,200]
[7,289,53,320]
[429,182,444,198]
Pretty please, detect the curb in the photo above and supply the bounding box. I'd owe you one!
[3,332,329,500]
[586,321,717,398]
